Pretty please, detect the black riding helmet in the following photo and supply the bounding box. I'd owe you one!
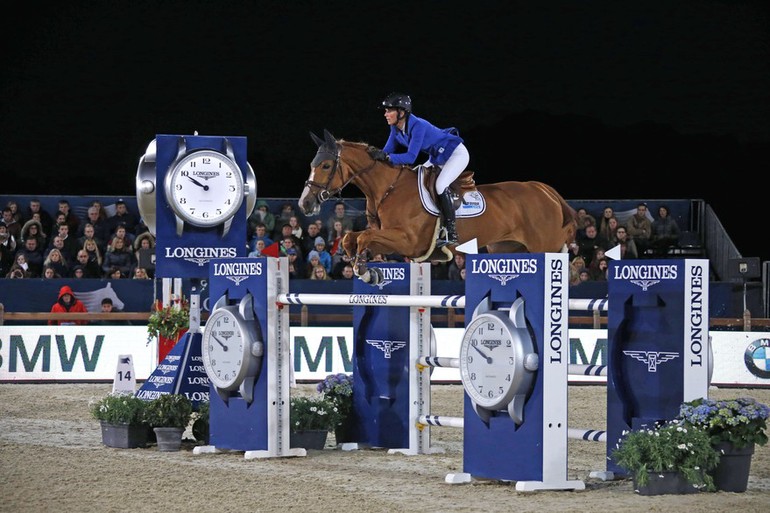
[381,92,412,113]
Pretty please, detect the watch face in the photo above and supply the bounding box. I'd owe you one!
[164,149,244,227]
[202,308,248,390]
[460,312,517,410]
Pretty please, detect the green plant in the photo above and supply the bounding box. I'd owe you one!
[144,393,193,429]
[192,401,210,443]
[146,296,190,344]
[89,392,147,425]
[316,373,353,419]
[611,419,719,491]
[290,395,341,432]
[677,397,770,449]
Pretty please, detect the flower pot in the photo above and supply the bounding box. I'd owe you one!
[153,427,185,452]
[633,472,703,496]
[334,416,356,444]
[711,442,755,493]
[158,329,188,363]
[290,430,328,450]
[100,421,148,449]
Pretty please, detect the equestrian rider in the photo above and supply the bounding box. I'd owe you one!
[374,92,469,246]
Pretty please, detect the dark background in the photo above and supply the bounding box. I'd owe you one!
[2,1,768,261]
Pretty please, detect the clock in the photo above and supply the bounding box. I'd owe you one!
[201,293,264,404]
[459,296,539,424]
[163,137,245,237]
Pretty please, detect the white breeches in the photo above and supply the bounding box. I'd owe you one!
[435,143,469,192]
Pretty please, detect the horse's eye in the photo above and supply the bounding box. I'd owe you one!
[323,163,331,170]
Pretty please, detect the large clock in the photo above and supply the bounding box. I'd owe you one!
[459,296,539,424]
[201,293,264,404]
[163,137,245,237]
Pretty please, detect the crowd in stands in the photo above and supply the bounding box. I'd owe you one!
[1,198,682,285]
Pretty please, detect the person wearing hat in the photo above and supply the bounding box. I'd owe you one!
[313,236,332,273]
[305,250,322,278]
[48,285,88,326]
[248,199,276,235]
[286,247,305,279]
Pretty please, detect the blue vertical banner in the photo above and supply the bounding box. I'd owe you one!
[606,258,710,475]
[352,263,413,448]
[154,134,251,279]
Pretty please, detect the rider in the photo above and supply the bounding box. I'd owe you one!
[374,92,468,246]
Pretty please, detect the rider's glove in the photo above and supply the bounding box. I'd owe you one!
[368,148,390,162]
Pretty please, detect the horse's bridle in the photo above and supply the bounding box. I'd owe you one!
[304,144,377,203]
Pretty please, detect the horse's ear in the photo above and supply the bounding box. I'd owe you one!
[309,131,325,148]
[323,129,336,146]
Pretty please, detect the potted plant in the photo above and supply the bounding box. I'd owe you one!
[146,295,190,363]
[611,419,719,495]
[316,373,355,443]
[677,396,770,492]
[144,393,193,452]
[89,391,149,449]
[289,395,341,450]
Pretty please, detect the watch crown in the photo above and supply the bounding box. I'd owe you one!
[139,180,155,194]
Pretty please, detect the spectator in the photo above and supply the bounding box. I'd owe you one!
[106,199,138,235]
[79,206,111,242]
[134,232,156,278]
[326,201,355,236]
[310,263,331,281]
[16,237,44,277]
[2,207,22,242]
[650,205,681,257]
[132,267,150,279]
[274,223,296,249]
[44,248,70,278]
[577,224,609,266]
[575,208,597,241]
[305,250,322,278]
[78,223,107,254]
[447,253,466,281]
[612,226,638,260]
[626,202,653,256]
[339,263,355,279]
[0,223,17,256]
[102,237,134,278]
[597,206,615,240]
[5,200,23,224]
[108,224,135,249]
[247,200,276,236]
[42,265,61,279]
[83,238,104,268]
[288,215,304,241]
[24,198,54,237]
[300,222,322,256]
[75,249,102,278]
[51,223,80,263]
[91,297,131,325]
[273,202,298,238]
[313,237,332,273]
[578,267,592,283]
[89,200,109,222]
[330,251,354,279]
[107,266,124,280]
[56,199,81,235]
[20,219,47,249]
[327,220,346,253]
[71,265,85,279]
[48,285,88,326]
[248,222,274,253]
[47,235,76,267]
[590,257,609,281]
[248,239,267,257]
[286,248,305,279]
[568,256,587,286]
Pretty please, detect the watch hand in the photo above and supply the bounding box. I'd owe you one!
[187,176,209,190]
[472,344,492,364]
[212,334,228,351]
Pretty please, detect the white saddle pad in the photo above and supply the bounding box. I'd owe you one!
[417,167,486,218]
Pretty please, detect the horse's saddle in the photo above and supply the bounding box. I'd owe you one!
[416,166,486,218]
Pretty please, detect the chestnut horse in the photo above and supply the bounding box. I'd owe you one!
[299,130,577,283]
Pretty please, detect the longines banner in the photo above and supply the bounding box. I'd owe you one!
[1,327,768,387]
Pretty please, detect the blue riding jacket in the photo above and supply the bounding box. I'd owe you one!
[382,114,463,166]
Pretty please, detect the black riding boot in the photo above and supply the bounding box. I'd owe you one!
[437,188,458,246]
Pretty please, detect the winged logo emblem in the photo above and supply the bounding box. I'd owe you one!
[623,350,679,371]
[366,339,407,358]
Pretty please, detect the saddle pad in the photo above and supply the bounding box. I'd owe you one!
[417,167,486,218]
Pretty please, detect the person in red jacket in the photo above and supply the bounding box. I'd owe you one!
[48,285,88,325]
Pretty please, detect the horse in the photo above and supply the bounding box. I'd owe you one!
[299,130,577,284]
